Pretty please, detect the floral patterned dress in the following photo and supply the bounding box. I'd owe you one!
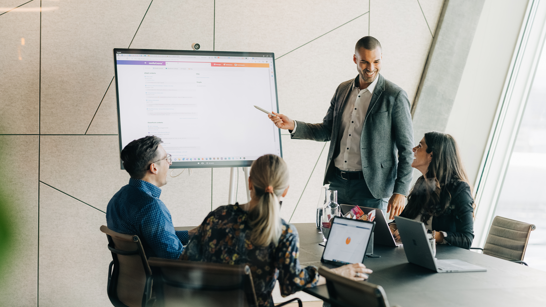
[181,203,320,307]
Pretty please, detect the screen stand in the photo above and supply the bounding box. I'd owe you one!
[228,167,251,204]
[228,168,237,204]
[366,229,381,258]
[242,167,251,201]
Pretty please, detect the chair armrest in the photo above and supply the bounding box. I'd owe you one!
[145,297,156,307]
[108,261,114,277]
[512,260,528,266]
[275,298,302,307]
[107,261,114,289]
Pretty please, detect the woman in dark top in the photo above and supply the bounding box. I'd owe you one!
[390,132,475,249]
[182,154,372,307]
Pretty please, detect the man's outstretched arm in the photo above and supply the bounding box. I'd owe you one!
[268,86,340,142]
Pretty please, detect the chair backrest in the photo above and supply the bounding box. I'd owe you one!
[319,267,391,307]
[100,225,152,307]
[148,258,258,307]
[483,216,536,261]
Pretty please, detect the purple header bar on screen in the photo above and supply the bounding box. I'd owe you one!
[117,60,166,66]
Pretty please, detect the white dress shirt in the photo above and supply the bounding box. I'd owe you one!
[333,76,378,171]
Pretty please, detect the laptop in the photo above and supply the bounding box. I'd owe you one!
[394,216,486,273]
[340,205,401,247]
[311,216,375,268]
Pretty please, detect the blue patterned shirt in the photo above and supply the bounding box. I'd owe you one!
[106,178,188,259]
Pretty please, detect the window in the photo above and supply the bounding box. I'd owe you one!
[494,44,546,270]
[471,0,546,270]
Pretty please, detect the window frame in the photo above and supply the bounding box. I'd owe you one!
[473,0,546,246]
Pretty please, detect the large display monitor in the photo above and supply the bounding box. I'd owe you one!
[113,48,282,169]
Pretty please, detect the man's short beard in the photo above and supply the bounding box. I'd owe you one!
[361,71,377,83]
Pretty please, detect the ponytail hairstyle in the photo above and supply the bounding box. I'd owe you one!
[405,132,474,223]
[248,154,289,247]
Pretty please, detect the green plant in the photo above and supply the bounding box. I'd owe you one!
[0,192,14,276]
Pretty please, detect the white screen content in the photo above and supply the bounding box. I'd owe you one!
[323,219,373,264]
[115,51,281,167]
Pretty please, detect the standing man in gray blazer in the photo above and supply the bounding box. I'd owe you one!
[270,36,414,219]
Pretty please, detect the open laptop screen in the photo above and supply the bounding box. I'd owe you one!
[322,217,374,265]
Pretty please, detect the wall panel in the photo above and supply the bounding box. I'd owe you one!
[212,167,233,209]
[289,146,328,223]
[87,0,215,135]
[40,0,152,134]
[275,15,369,125]
[418,0,445,35]
[278,135,327,221]
[160,168,212,227]
[0,0,37,15]
[38,184,111,307]
[215,0,367,56]
[212,167,249,210]
[85,84,118,135]
[129,0,214,51]
[0,1,40,134]
[370,0,434,104]
[40,136,129,212]
[39,135,212,226]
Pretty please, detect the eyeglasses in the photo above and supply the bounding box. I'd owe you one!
[152,153,172,165]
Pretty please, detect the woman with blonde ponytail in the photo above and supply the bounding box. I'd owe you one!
[246,154,287,247]
[182,154,371,306]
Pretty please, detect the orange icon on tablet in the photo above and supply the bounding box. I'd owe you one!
[346,237,351,245]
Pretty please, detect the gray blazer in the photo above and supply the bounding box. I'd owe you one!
[291,74,414,199]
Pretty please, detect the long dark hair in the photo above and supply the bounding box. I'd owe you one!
[404,132,473,224]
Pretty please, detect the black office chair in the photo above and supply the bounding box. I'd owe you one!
[100,225,155,307]
[319,266,397,307]
[148,257,302,307]
[471,216,535,266]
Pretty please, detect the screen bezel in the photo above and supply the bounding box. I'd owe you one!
[320,216,376,266]
[340,205,399,247]
[113,48,282,169]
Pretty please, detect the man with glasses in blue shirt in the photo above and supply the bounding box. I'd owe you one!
[106,135,189,259]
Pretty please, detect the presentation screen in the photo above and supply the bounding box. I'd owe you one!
[113,48,282,169]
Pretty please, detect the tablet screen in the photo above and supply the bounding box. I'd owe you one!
[322,217,374,265]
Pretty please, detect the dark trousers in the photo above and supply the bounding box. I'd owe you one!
[328,170,388,213]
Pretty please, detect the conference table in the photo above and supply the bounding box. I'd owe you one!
[291,223,546,307]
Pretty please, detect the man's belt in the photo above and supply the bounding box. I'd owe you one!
[335,168,364,180]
